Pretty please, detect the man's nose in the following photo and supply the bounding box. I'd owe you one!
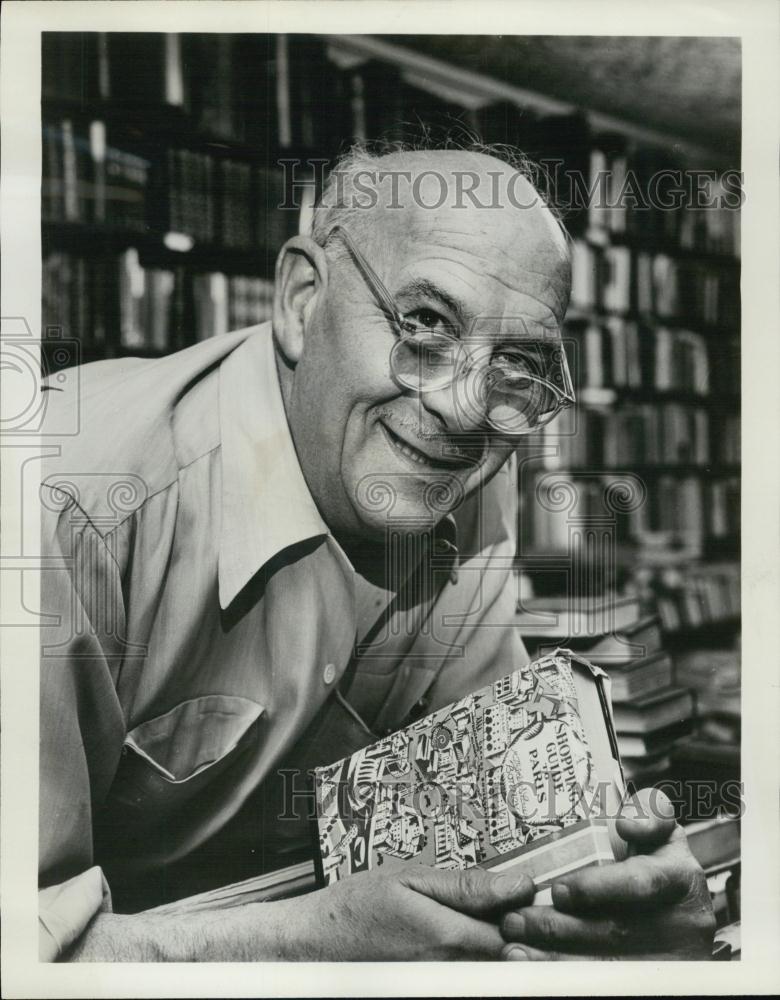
[415,371,491,436]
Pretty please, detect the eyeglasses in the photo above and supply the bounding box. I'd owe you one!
[322,224,576,436]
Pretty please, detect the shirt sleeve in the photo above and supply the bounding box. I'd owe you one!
[39,866,113,962]
[39,487,128,959]
[425,455,530,712]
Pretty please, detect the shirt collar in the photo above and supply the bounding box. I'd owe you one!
[218,323,330,610]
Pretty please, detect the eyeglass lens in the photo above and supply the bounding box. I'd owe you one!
[389,334,565,434]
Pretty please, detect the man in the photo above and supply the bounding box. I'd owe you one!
[39,146,715,961]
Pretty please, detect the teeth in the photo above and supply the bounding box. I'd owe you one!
[388,430,433,465]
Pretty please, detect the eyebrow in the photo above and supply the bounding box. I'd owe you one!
[393,277,471,331]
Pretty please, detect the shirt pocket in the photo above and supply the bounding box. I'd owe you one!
[105,694,265,827]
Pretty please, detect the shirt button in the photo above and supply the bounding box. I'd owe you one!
[323,663,337,685]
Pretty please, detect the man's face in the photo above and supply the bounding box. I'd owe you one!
[282,153,571,545]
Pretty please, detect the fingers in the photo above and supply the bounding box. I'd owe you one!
[503,906,637,954]
[549,853,689,914]
[400,865,535,918]
[615,787,677,851]
[501,904,701,955]
[446,915,508,959]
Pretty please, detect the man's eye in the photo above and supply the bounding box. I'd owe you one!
[491,347,538,376]
[404,309,454,338]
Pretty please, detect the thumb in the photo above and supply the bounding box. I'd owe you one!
[400,865,536,918]
[616,787,678,851]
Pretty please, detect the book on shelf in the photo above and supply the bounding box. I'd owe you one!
[678,175,741,258]
[708,477,740,540]
[607,151,629,235]
[586,148,610,239]
[106,32,186,110]
[611,685,694,735]
[41,118,297,256]
[656,563,740,633]
[568,240,738,331]
[42,31,110,104]
[601,245,632,313]
[219,159,253,249]
[184,34,237,140]
[42,245,277,357]
[540,402,710,470]
[43,252,112,350]
[569,239,598,311]
[193,273,275,341]
[568,319,710,396]
[118,248,180,351]
[314,649,627,902]
[43,118,151,230]
[166,147,216,244]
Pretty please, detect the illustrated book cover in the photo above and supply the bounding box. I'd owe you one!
[313,649,627,900]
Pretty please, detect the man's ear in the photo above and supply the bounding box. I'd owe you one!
[272,235,329,365]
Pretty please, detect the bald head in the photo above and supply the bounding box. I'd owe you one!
[312,146,571,324]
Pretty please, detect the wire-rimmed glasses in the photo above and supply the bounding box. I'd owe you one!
[322,224,576,436]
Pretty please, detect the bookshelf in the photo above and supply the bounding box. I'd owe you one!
[41,32,741,836]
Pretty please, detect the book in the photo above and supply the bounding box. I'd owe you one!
[684,816,740,875]
[581,615,664,665]
[620,750,672,782]
[611,686,694,735]
[145,859,318,915]
[515,594,642,640]
[314,650,627,900]
[601,246,631,313]
[616,718,694,758]
[605,651,675,703]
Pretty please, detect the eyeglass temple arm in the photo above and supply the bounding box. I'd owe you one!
[326,225,408,331]
[327,225,577,405]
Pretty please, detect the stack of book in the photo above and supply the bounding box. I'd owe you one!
[518,595,694,784]
[670,641,741,811]
[584,625,695,783]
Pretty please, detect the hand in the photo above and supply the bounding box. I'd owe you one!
[66,864,535,962]
[499,788,716,961]
[279,864,536,961]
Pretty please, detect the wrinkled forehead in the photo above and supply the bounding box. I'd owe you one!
[376,169,571,331]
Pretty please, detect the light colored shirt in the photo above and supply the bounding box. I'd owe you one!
[39,322,527,959]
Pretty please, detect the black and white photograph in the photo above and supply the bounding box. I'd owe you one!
[1,1,778,995]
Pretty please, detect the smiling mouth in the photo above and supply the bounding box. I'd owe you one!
[380,422,475,471]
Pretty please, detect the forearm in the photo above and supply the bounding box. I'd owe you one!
[65,897,303,962]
